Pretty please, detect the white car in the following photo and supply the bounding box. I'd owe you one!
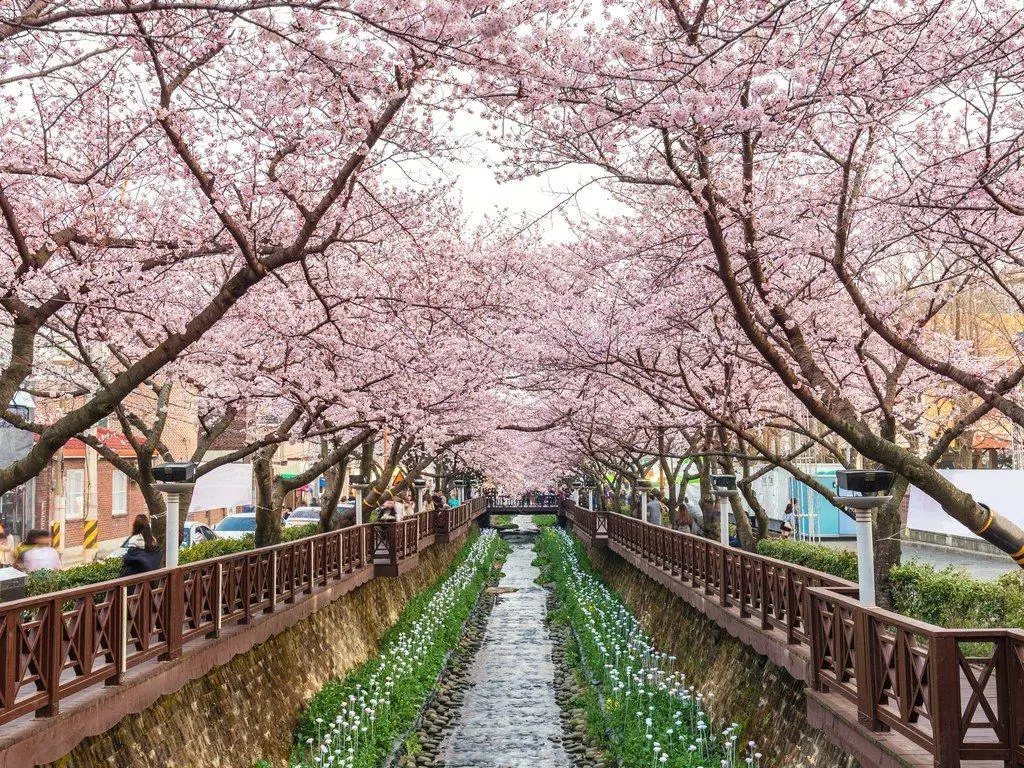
[214,512,258,540]
[284,506,322,528]
[103,520,218,560]
[284,502,357,528]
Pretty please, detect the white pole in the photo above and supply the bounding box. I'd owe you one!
[719,497,731,547]
[855,509,876,607]
[570,488,580,505]
[416,488,424,514]
[639,488,649,522]
[165,492,180,568]
[588,489,594,510]
[355,488,363,526]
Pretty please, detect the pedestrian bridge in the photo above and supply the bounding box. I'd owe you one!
[0,498,1018,768]
[483,497,563,515]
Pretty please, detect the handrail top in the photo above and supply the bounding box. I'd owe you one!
[598,509,857,589]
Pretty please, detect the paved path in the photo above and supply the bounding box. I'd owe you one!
[817,539,1016,580]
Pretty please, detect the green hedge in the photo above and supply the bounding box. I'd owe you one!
[24,522,323,598]
[26,559,123,597]
[889,562,1024,631]
[755,538,859,581]
[756,538,1024,630]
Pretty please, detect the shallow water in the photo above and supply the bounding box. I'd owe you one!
[440,523,571,768]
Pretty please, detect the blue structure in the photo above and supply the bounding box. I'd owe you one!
[788,466,856,538]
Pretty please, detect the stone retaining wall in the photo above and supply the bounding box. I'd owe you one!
[587,547,859,768]
[47,539,468,768]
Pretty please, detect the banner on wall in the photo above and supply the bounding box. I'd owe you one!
[907,469,1024,539]
[188,463,253,514]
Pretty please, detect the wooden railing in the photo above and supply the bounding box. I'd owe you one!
[569,507,1024,768]
[0,499,485,729]
[485,496,560,510]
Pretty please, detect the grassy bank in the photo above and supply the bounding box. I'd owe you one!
[537,528,760,768]
[288,530,508,768]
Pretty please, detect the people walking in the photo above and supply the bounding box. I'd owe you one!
[431,489,445,512]
[379,499,398,522]
[16,529,61,572]
[120,514,162,577]
[646,489,665,526]
[674,496,695,534]
[0,522,15,566]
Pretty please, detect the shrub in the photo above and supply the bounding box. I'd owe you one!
[755,538,859,582]
[756,538,1024,631]
[889,562,1024,630]
[179,535,254,564]
[26,559,123,597]
[281,523,319,542]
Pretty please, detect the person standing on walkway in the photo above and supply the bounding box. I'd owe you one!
[120,515,162,577]
[379,499,398,522]
[16,529,61,572]
[0,522,15,566]
[646,489,665,526]
[675,497,695,534]
[447,492,460,508]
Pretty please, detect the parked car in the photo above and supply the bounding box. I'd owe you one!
[284,506,321,528]
[214,512,258,540]
[103,521,217,560]
[284,502,358,529]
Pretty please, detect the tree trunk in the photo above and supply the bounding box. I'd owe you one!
[698,461,716,538]
[874,475,907,609]
[738,480,769,542]
[252,445,282,547]
[320,457,347,532]
[730,490,757,550]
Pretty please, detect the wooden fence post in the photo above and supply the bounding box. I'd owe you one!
[930,634,962,767]
[161,570,184,661]
[853,608,882,731]
[209,563,224,636]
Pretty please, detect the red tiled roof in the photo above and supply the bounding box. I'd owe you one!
[59,428,138,458]
[973,435,1010,450]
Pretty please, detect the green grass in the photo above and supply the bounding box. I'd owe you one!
[537,529,754,767]
[290,530,509,767]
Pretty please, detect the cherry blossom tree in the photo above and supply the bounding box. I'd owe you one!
[478,0,1024,569]
[0,0,546,497]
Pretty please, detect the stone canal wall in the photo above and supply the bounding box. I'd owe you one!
[587,547,859,768]
[47,539,468,768]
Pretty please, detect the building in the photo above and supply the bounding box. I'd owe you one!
[33,429,149,548]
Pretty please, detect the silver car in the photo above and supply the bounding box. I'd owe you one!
[214,512,258,540]
[103,520,218,560]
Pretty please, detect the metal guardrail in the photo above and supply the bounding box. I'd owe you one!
[0,497,486,728]
[567,507,1024,768]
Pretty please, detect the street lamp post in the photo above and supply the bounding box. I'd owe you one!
[350,474,367,525]
[152,462,198,569]
[836,469,896,608]
[711,474,737,547]
[413,477,426,514]
[636,478,653,522]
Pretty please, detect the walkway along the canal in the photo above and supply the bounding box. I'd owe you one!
[0,498,1019,768]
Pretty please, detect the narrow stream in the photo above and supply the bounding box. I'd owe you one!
[440,521,572,768]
